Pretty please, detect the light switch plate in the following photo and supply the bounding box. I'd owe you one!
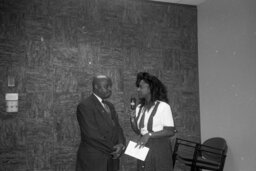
[5,93,18,100]
[5,93,18,112]
[6,100,18,112]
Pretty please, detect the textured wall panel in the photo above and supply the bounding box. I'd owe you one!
[25,67,54,93]
[26,40,51,68]
[0,0,199,170]
[51,44,79,67]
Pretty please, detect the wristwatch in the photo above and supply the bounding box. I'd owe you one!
[148,132,152,137]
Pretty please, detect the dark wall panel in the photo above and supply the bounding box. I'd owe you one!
[0,0,200,170]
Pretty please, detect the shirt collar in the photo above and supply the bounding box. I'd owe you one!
[93,93,104,103]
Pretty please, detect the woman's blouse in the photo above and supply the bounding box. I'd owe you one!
[135,100,174,135]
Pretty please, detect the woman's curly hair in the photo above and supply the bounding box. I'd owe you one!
[136,72,169,106]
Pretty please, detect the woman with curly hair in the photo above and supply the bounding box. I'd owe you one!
[130,72,176,171]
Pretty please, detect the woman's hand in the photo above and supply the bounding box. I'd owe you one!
[136,133,150,148]
[129,109,141,135]
[128,109,136,118]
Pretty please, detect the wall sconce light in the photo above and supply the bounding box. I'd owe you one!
[8,75,15,87]
[7,65,15,87]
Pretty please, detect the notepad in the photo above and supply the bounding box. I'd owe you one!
[124,141,149,161]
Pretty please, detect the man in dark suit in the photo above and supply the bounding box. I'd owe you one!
[76,75,126,171]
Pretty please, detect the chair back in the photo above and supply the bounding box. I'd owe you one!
[172,138,199,167]
[201,137,228,162]
[173,137,228,171]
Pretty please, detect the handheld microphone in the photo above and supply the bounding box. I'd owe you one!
[130,97,136,110]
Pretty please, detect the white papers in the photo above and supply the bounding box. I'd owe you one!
[124,141,149,161]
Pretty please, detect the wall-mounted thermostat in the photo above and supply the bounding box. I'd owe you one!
[5,93,18,113]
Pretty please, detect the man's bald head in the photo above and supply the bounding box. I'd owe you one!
[92,75,112,89]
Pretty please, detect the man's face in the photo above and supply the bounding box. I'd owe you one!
[94,78,112,99]
[137,80,151,99]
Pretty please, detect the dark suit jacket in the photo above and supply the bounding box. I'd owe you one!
[76,94,125,171]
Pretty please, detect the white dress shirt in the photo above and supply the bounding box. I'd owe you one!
[136,100,174,135]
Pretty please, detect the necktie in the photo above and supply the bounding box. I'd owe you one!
[102,100,114,126]
[102,100,111,114]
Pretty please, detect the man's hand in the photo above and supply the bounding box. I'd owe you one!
[111,143,125,159]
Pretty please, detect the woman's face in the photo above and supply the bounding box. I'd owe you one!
[137,80,151,99]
